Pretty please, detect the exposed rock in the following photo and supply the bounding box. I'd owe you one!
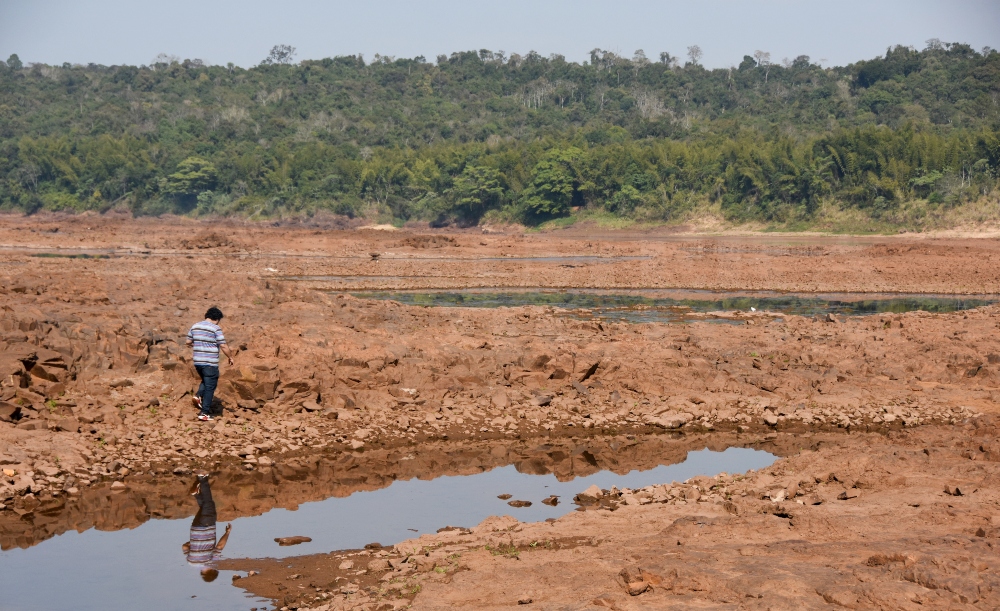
[575,484,604,504]
[274,536,312,546]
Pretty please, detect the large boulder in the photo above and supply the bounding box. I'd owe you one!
[225,365,281,402]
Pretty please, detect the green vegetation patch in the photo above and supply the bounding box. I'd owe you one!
[0,42,997,231]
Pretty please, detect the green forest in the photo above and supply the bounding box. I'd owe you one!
[1,41,998,229]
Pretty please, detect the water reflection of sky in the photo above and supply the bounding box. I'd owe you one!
[0,447,773,611]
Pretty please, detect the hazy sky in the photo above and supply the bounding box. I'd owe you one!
[2,0,998,69]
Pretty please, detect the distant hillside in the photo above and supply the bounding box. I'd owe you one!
[0,42,998,229]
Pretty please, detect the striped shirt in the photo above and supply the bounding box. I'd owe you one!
[186,524,219,565]
[187,320,226,366]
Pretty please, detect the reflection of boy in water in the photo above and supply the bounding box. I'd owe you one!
[181,475,232,582]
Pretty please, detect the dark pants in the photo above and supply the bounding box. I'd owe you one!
[195,365,219,416]
[193,475,217,527]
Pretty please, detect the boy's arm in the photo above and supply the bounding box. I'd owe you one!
[216,524,232,551]
[217,329,234,364]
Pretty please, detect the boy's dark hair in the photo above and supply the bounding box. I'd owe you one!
[205,307,224,321]
[201,568,219,582]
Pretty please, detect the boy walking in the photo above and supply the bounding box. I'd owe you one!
[186,306,234,422]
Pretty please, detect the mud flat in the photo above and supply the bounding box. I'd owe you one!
[1,215,999,609]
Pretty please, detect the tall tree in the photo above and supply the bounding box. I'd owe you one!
[687,45,703,66]
[262,45,297,65]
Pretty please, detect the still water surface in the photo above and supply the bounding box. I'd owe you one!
[348,289,995,324]
[0,447,774,611]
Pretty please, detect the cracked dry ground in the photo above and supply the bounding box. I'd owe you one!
[0,216,999,609]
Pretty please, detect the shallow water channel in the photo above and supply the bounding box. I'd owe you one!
[0,441,774,611]
[349,289,996,324]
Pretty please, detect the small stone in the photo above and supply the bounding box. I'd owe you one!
[274,536,312,546]
[339,560,354,570]
[258,456,273,466]
[109,378,134,389]
[532,394,553,407]
[508,500,532,508]
[837,489,860,500]
[626,581,650,596]
[349,440,365,450]
[110,481,127,491]
[2,468,15,478]
[763,410,779,426]
[55,417,79,433]
[944,485,963,496]
[340,582,359,595]
[518,597,533,605]
[576,484,603,503]
[497,494,512,500]
[541,495,559,506]
[66,487,79,496]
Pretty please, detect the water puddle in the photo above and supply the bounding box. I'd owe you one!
[348,289,996,323]
[0,247,118,258]
[29,252,112,260]
[372,255,651,263]
[0,246,649,263]
[0,436,775,610]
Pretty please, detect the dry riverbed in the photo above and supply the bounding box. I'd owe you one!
[1,215,999,609]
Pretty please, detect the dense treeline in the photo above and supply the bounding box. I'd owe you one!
[0,41,998,226]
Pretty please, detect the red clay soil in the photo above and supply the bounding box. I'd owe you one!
[1,215,999,609]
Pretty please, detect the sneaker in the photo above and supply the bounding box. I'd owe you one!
[197,414,214,422]
[192,395,202,409]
